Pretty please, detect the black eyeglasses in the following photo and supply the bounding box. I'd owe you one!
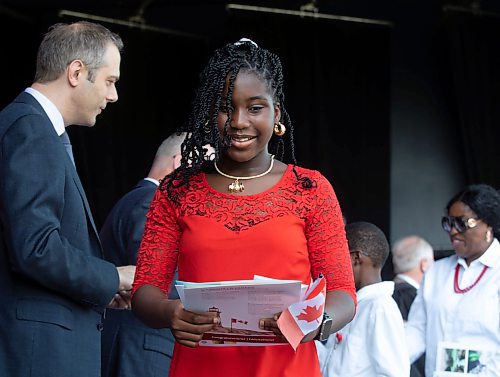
[441,216,481,233]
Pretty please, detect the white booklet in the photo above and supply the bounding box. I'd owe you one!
[175,275,306,347]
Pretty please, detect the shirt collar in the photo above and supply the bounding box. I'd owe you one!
[144,177,160,186]
[25,87,65,136]
[395,274,420,289]
[357,281,395,302]
[457,238,500,269]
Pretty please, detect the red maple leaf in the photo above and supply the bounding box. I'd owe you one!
[296,304,324,323]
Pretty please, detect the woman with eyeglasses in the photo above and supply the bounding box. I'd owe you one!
[405,184,500,376]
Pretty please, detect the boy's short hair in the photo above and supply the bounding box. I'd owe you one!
[345,221,389,268]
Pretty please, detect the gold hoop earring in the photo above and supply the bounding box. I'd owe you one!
[274,122,286,136]
[486,230,492,243]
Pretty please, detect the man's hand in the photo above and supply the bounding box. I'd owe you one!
[108,290,131,309]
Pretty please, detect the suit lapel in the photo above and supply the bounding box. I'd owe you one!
[70,169,101,247]
[12,91,102,253]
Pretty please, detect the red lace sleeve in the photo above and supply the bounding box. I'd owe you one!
[132,186,180,296]
[305,172,356,303]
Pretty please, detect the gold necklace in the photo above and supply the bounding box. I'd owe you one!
[214,155,275,193]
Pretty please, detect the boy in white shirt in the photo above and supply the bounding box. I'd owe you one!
[317,221,410,377]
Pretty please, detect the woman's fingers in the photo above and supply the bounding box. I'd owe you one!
[170,309,221,348]
[259,314,283,336]
[172,324,217,347]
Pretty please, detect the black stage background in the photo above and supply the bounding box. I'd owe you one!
[0,5,391,237]
[3,1,500,277]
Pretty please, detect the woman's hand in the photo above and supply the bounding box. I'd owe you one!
[258,312,287,342]
[259,311,321,344]
[301,327,320,343]
[167,300,221,348]
[132,284,220,347]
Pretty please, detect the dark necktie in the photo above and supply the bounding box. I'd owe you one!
[60,131,75,166]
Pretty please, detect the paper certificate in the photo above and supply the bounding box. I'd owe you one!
[176,276,304,346]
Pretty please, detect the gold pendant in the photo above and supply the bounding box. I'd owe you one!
[228,179,244,193]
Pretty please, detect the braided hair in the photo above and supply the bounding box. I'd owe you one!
[164,39,314,197]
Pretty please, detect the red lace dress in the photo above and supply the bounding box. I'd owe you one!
[133,165,355,377]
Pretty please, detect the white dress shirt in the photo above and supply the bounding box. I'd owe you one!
[395,273,420,289]
[406,239,500,377]
[143,177,160,187]
[317,281,410,377]
[24,87,65,136]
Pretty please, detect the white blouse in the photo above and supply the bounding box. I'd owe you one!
[406,239,500,376]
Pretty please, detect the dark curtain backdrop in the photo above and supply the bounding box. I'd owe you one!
[67,27,210,228]
[445,10,500,188]
[1,9,391,252]
[225,11,391,239]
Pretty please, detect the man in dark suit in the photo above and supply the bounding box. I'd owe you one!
[100,132,187,377]
[392,235,434,377]
[0,22,135,377]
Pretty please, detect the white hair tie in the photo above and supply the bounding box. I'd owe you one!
[234,38,258,48]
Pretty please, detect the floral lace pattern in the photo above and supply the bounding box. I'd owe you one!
[133,165,355,301]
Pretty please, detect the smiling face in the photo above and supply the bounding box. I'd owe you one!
[73,42,121,126]
[216,71,280,165]
[447,201,492,263]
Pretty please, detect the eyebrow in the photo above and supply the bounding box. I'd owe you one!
[220,95,269,102]
[248,95,269,101]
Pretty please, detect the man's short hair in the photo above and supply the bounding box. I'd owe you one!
[35,21,123,83]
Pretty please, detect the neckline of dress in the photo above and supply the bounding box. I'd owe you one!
[201,164,293,199]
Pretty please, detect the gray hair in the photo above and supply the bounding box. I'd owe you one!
[34,21,123,83]
[155,132,187,159]
[392,235,434,274]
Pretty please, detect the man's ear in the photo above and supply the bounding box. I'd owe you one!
[67,60,85,87]
[173,154,182,170]
[420,258,430,273]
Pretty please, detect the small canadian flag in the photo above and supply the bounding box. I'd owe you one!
[231,318,248,325]
[277,274,326,351]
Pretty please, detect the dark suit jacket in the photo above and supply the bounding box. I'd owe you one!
[100,179,175,377]
[393,279,425,377]
[0,92,119,377]
[392,280,417,321]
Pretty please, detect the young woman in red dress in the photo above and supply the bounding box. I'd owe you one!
[131,38,356,377]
